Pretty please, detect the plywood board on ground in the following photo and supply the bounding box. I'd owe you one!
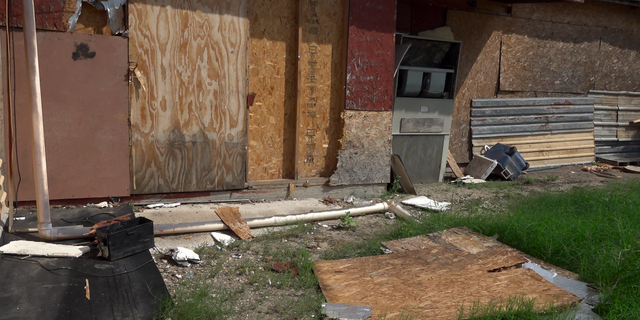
[215,207,253,239]
[247,0,298,181]
[446,10,504,163]
[315,227,580,320]
[500,20,601,93]
[129,0,249,194]
[330,111,392,185]
[296,0,346,178]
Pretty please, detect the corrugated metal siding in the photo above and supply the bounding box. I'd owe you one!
[471,98,595,167]
[589,90,640,163]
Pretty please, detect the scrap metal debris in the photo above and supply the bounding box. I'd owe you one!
[86,215,131,235]
[321,303,374,320]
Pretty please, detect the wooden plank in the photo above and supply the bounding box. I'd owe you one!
[594,110,617,122]
[247,0,298,181]
[471,122,593,135]
[471,114,593,126]
[400,117,444,133]
[472,97,594,107]
[215,207,253,239]
[344,0,396,111]
[390,154,417,195]
[618,127,640,140]
[296,0,347,178]
[528,155,595,167]
[618,111,640,123]
[472,131,594,145]
[473,144,595,156]
[315,229,580,320]
[447,150,464,178]
[471,105,594,117]
[129,0,249,194]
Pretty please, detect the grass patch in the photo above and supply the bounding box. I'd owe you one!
[459,296,571,320]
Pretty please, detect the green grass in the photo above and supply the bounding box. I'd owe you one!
[326,179,640,319]
[459,296,571,320]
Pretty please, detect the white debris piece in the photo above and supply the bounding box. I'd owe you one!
[13,217,25,221]
[171,247,201,267]
[453,175,486,184]
[343,195,355,204]
[87,201,110,208]
[210,232,236,246]
[401,196,451,212]
[146,202,181,209]
[0,240,90,258]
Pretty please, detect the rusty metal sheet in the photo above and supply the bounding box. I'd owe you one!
[344,0,395,111]
[4,30,130,201]
[0,0,73,31]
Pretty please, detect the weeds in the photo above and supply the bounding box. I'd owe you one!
[458,296,571,320]
[338,211,358,229]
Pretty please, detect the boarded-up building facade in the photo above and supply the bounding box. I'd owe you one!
[1,0,640,202]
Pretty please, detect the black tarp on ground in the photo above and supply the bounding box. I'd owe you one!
[0,206,169,320]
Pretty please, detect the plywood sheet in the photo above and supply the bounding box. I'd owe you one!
[247,0,298,181]
[129,0,249,194]
[512,1,640,33]
[500,20,601,93]
[596,31,640,92]
[330,111,392,185]
[296,0,346,178]
[344,0,396,111]
[215,206,252,239]
[315,244,579,320]
[447,10,504,163]
[4,30,130,201]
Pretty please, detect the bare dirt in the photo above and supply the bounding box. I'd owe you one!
[153,164,640,319]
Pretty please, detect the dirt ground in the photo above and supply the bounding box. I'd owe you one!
[153,164,640,319]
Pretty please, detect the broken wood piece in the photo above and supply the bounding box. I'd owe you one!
[215,207,253,239]
[447,150,464,178]
[390,154,417,195]
[85,279,90,300]
[623,165,640,174]
[0,240,90,258]
[630,118,640,124]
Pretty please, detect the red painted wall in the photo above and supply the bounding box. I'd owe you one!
[0,0,70,32]
[345,0,397,111]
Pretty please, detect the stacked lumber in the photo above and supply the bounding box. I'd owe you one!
[471,98,595,167]
[589,91,640,164]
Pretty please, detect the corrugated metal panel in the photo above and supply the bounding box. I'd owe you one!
[471,97,595,167]
[589,90,640,164]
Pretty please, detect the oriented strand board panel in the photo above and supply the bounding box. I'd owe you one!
[0,0,74,31]
[446,10,504,163]
[247,0,298,181]
[129,0,249,194]
[314,248,579,320]
[296,0,346,178]
[512,1,640,33]
[596,31,640,92]
[215,207,253,239]
[344,0,396,111]
[4,30,129,200]
[500,20,601,93]
[330,111,392,185]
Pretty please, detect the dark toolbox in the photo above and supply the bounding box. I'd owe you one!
[96,217,155,261]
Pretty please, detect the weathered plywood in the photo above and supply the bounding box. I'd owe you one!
[500,20,601,93]
[330,111,392,185]
[247,0,298,181]
[512,1,640,33]
[596,31,640,92]
[447,10,503,163]
[296,0,346,178]
[129,0,249,194]
[6,30,130,200]
[344,0,396,111]
[315,231,580,320]
[215,206,253,239]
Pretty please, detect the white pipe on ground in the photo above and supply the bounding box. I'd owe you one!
[153,202,389,235]
[22,0,92,240]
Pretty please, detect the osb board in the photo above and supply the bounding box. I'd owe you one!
[215,207,252,239]
[296,0,346,178]
[330,111,392,185]
[247,0,298,181]
[500,20,601,93]
[129,0,249,194]
[596,31,640,92]
[4,30,130,200]
[512,0,640,33]
[446,10,504,163]
[0,0,74,31]
[381,227,579,280]
[344,0,395,111]
[315,246,579,319]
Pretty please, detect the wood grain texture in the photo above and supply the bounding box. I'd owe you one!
[447,10,503,163]
[500,20,601,93]
[129,0,249,194]
[247,0,298,181]
[315,229,580,320]
[330,111,392,185]
[296,0,346,178]
[344,0,396,111]
[215,206,253,239]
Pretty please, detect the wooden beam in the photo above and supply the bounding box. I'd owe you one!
[447,150,464,178]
